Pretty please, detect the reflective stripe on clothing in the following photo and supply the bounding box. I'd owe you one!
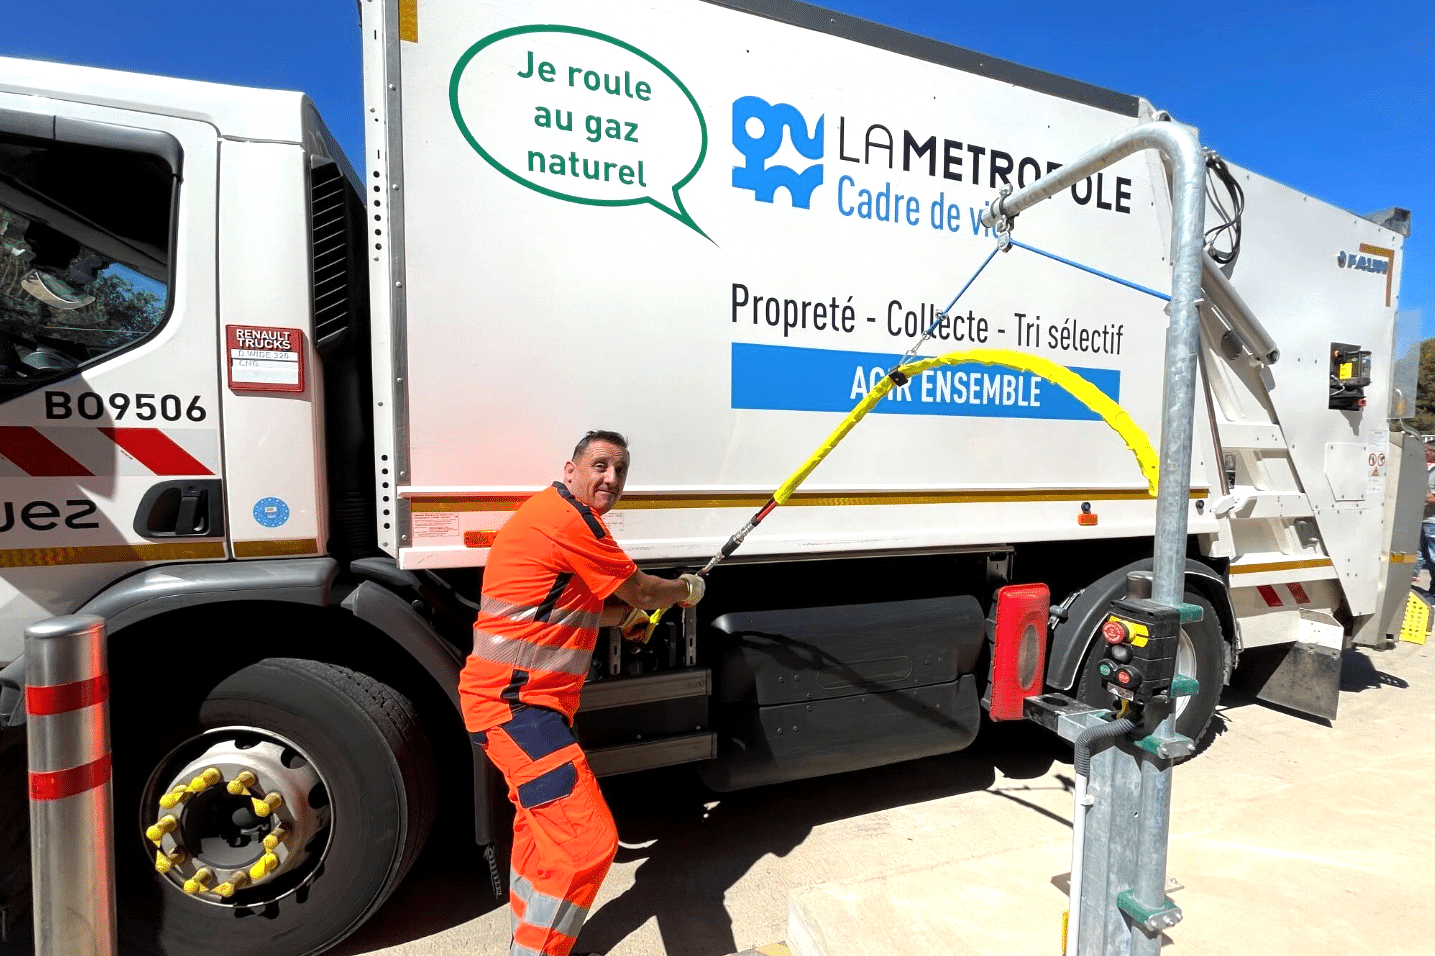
[470,630,593,677]
[459,483,636,730]
[511,870,590,938]
[480,594,603,631]
[477,707,618,956]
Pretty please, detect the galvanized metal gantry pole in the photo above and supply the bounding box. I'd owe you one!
[983,118,1205,956]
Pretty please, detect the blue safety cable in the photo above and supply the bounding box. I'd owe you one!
[897,234,1172,372]
[1008,239,1172,302]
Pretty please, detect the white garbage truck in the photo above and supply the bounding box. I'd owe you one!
[0,0,1419,953]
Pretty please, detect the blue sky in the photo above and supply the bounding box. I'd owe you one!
[6,0,1431,333]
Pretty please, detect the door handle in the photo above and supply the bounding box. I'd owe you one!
[134,479,224,539]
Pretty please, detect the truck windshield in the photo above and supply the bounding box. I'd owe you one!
[0,131,174,399]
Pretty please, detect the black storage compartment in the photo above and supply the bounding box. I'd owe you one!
[700,596,986,791]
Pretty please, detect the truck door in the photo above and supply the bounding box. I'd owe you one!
[0,99,222,663]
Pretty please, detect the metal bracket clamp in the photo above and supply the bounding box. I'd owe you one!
[993,184,1014,251]
[1116,890,1184,932]
[1135,730,1195,760]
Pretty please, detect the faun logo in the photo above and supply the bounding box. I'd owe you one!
[731,96,824,208]
[1336,243,1396,307]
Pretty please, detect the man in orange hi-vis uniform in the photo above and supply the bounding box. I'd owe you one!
[459,430,705,956]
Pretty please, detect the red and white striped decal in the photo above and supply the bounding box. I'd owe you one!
[26,673,113,801]
[0,426,90,476]
[1255,583,1313,608]
[99,428,210,475]
[25,673,109,716]
[0,426,214,477]
[30,753,112,802]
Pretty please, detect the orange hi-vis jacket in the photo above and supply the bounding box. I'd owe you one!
[459,482,637,732]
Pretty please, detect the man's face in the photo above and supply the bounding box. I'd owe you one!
[1426,444,1435,465]
[564,440,630,515]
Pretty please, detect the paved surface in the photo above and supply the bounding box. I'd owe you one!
[332,636,1435,956]
[10,636,1423,956]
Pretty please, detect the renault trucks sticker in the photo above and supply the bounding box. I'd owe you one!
[227,326,306,393]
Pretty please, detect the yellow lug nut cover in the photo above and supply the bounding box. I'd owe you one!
[145,815,178,845]
[248,852,279,881]
[158,787,191,810]
[225,770,258,795]
[154,850,173,874]
[251,792,283,817]
[182,867,214,895]
[214,871,250,898]
[262,824,290,851]
[187,767,223,793]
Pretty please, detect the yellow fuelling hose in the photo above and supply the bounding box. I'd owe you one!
[642,348,1158,640]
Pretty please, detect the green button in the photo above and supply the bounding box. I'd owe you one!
[1098,660,1114,677]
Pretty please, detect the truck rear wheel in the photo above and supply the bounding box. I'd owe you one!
[1075,592,1228,748]
[116,658,436,956]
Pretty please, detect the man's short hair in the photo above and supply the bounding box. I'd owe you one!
[572,430,628,462]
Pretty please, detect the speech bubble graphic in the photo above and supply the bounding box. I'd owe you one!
[450,25,709,238]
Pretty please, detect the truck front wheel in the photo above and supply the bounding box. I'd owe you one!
[116,658,436,956]
[1075,592,1229,748]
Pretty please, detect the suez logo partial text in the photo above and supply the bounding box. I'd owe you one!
[731,96,1136,231]
[0,498,99,534]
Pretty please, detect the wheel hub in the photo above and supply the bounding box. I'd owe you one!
[143,729,330,905]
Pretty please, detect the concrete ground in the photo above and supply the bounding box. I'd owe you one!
[331,636,1435,956]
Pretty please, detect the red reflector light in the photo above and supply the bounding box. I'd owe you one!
[1256,585,1283,608]
[988,583,1050,721]
[1101,620,1128,644]
[1077,512,1099,526]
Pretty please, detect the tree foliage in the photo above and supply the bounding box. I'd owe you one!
[1416,338,1435,435]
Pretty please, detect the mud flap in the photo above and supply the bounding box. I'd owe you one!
[1233,641,1342,721]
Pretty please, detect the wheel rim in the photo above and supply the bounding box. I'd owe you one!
[1174,626,1197,722]
[139,726,332,907]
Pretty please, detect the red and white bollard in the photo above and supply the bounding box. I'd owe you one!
[25,614,116,956]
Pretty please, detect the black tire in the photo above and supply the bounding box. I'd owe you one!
[0,726,30,940]
[115,658,437,956]
[1075,592,1229,747]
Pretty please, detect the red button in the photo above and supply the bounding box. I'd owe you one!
[1102,620,1128,644]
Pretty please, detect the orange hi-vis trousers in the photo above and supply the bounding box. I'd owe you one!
[475,706,619,956]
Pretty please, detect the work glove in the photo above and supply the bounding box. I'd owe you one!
[678,573,706,607]
[619,606,653,642]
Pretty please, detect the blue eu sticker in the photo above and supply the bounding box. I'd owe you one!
[253,497,290,528]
